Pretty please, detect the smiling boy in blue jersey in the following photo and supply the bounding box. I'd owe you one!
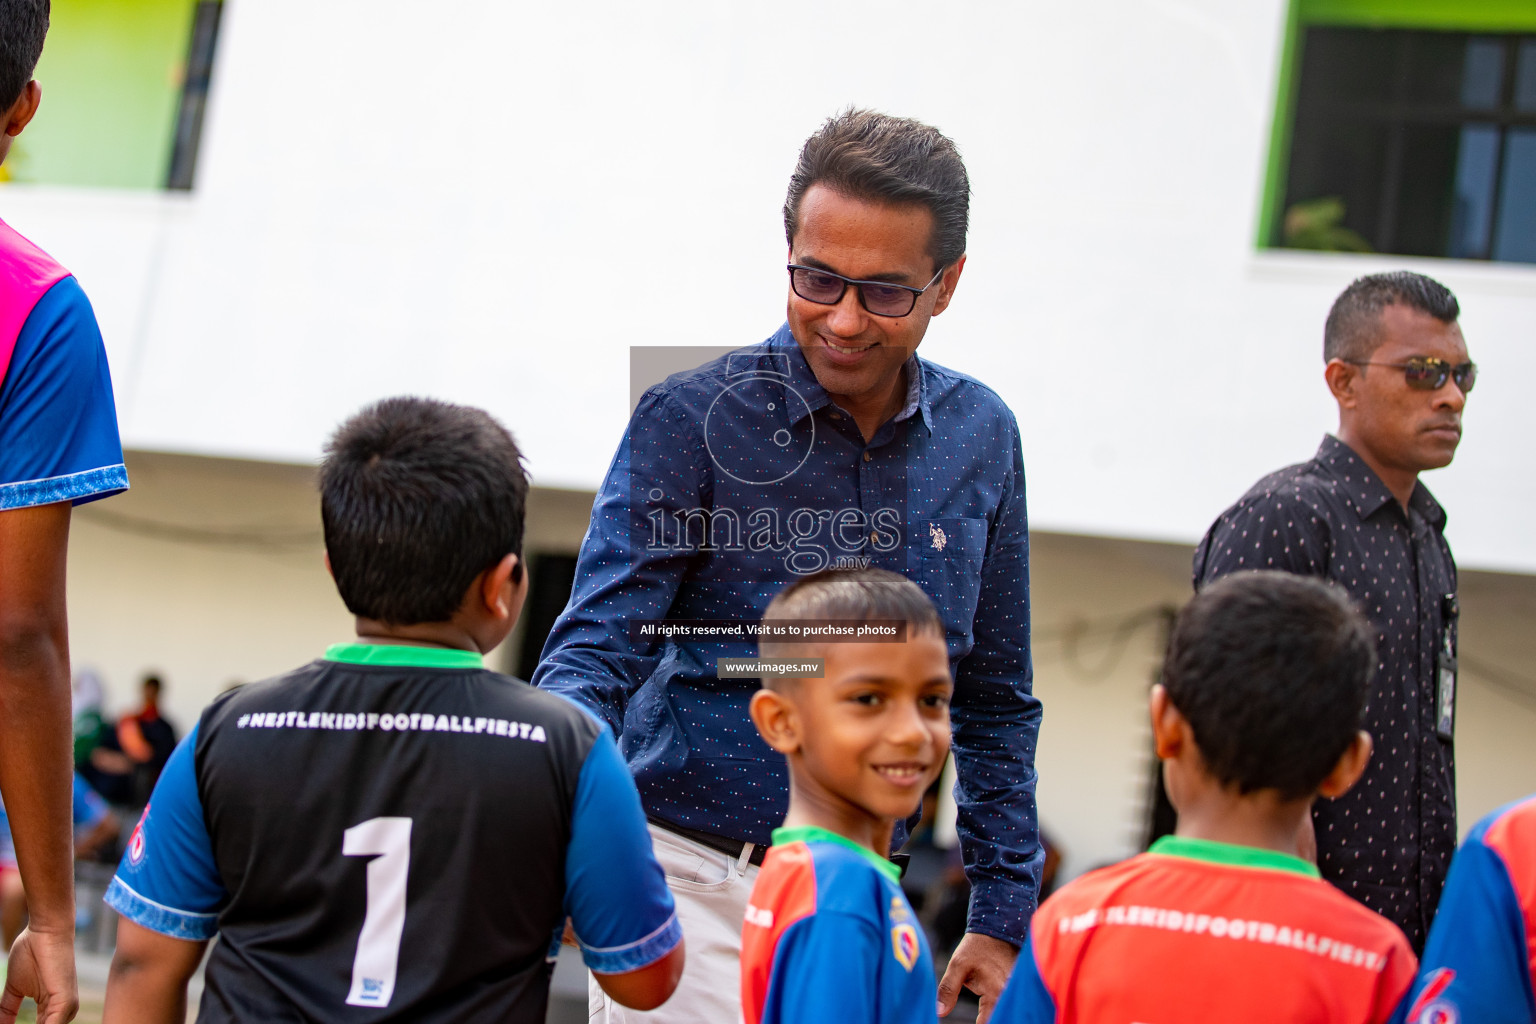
[742,568,950,1024]
[100,397,683,1024]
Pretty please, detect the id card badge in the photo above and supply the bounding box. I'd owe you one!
[1436,593,1458,741]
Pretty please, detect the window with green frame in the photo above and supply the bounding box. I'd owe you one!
[1261,0,1536,264]
[1,0,222,191]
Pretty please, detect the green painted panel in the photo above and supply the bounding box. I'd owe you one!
[5,0,197,189]
[1299,0,1536,31]
[1258,1,1305,247]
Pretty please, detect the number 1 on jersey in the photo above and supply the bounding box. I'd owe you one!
[344,816,412,1008]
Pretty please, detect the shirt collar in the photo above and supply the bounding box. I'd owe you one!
[323,642,484,669]
[1149,835,1320,878]
[771,825,902,881]
[1314,435,1446,527]
[767,323,934,434]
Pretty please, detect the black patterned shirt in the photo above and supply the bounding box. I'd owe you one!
[1192,435,1458,952]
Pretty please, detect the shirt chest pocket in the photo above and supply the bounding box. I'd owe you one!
[913,517,988,646]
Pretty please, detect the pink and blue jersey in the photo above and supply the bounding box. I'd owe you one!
[0,216,126,510]
[741,826,934,1024]
[993,835,1417,1024]
[1407,794,1536,1024]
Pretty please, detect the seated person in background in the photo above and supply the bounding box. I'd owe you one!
[0,773,119,947]
[992,571,1417,1024]
[741,568,950,1024]
[101,396,684,1023]
[1404,794,1536,1023]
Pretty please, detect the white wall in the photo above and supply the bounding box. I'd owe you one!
[2,0,1532,571]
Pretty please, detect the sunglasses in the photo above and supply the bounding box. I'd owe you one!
[787,264,945,318]
[1347,357,1477,394]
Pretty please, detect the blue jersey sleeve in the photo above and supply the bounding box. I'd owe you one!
[762,911,882,1024]
[71,773,109,830]
[564,728,680,974]
[0,276,127,510]
[991,939,1057,1023]
[104,723,225,940]
[1408,820,1535,1024]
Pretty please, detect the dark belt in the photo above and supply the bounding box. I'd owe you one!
[650,817,769,867]
[648,817,910,877]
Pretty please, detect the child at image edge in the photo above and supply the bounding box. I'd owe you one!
[992,570,1417,1024]
[99,397,684,1023]
[1403,791,1536,1022]
[741,567,951,1024]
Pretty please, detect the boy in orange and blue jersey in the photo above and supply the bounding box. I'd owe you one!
[740,568,950,1024]
[1405,793,1536,1023]
[994,571,1417,1024]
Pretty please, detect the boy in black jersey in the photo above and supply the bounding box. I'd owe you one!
[101,397,685,1023]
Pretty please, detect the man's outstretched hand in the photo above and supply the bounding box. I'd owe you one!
[1,925,78,1024]
[937,931,1017,1024]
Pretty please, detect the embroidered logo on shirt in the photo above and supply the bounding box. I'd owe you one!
[744,903,774,929]
[891,923,920,971]
[929,523,947,552]
[1408,968,1459,1024]
[127,803,150,866]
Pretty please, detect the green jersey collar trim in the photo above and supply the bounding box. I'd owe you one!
[772,826,902,882]
[1149,835,1320,878]
[323,643,484,670]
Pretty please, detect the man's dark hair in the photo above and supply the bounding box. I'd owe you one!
[0,0,48,112]
[1166,571,1375,801]
[759,567,942,670]
[320,396,529,625]
[784,108,970,271]
[1324,270,1460,362]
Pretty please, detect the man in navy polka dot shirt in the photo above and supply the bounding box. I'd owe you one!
[1194,270,1471,952]
[535,109,1041,1023]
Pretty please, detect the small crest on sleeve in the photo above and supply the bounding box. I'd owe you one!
[127,803,150,866]
[890,922,920,972]
[1408,968,1459,1024]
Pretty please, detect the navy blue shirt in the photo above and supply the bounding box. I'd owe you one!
[534,324,1042,942]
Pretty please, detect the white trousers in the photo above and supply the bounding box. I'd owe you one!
[589,822,761,1023]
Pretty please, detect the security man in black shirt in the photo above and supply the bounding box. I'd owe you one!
[1194,270,1473,952]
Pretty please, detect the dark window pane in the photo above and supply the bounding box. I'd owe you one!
[1300,27,1399,105]
[1393,125,1461,256]
[1459,37,1505,109]
[1404,33,1476,107]
[1280,27,1536,264]
[1284,115,1389,248]
[1450,125,1500,258]
[1517,39,1536,111]
[1493,129,1536,263]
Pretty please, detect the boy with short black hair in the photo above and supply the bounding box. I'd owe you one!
[741,567,951,1024]
[101,397,683,1023]
[993,570,1417,1023]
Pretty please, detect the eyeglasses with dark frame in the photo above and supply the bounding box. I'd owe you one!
[1345,357,1477,394]
[787,264,946,318]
